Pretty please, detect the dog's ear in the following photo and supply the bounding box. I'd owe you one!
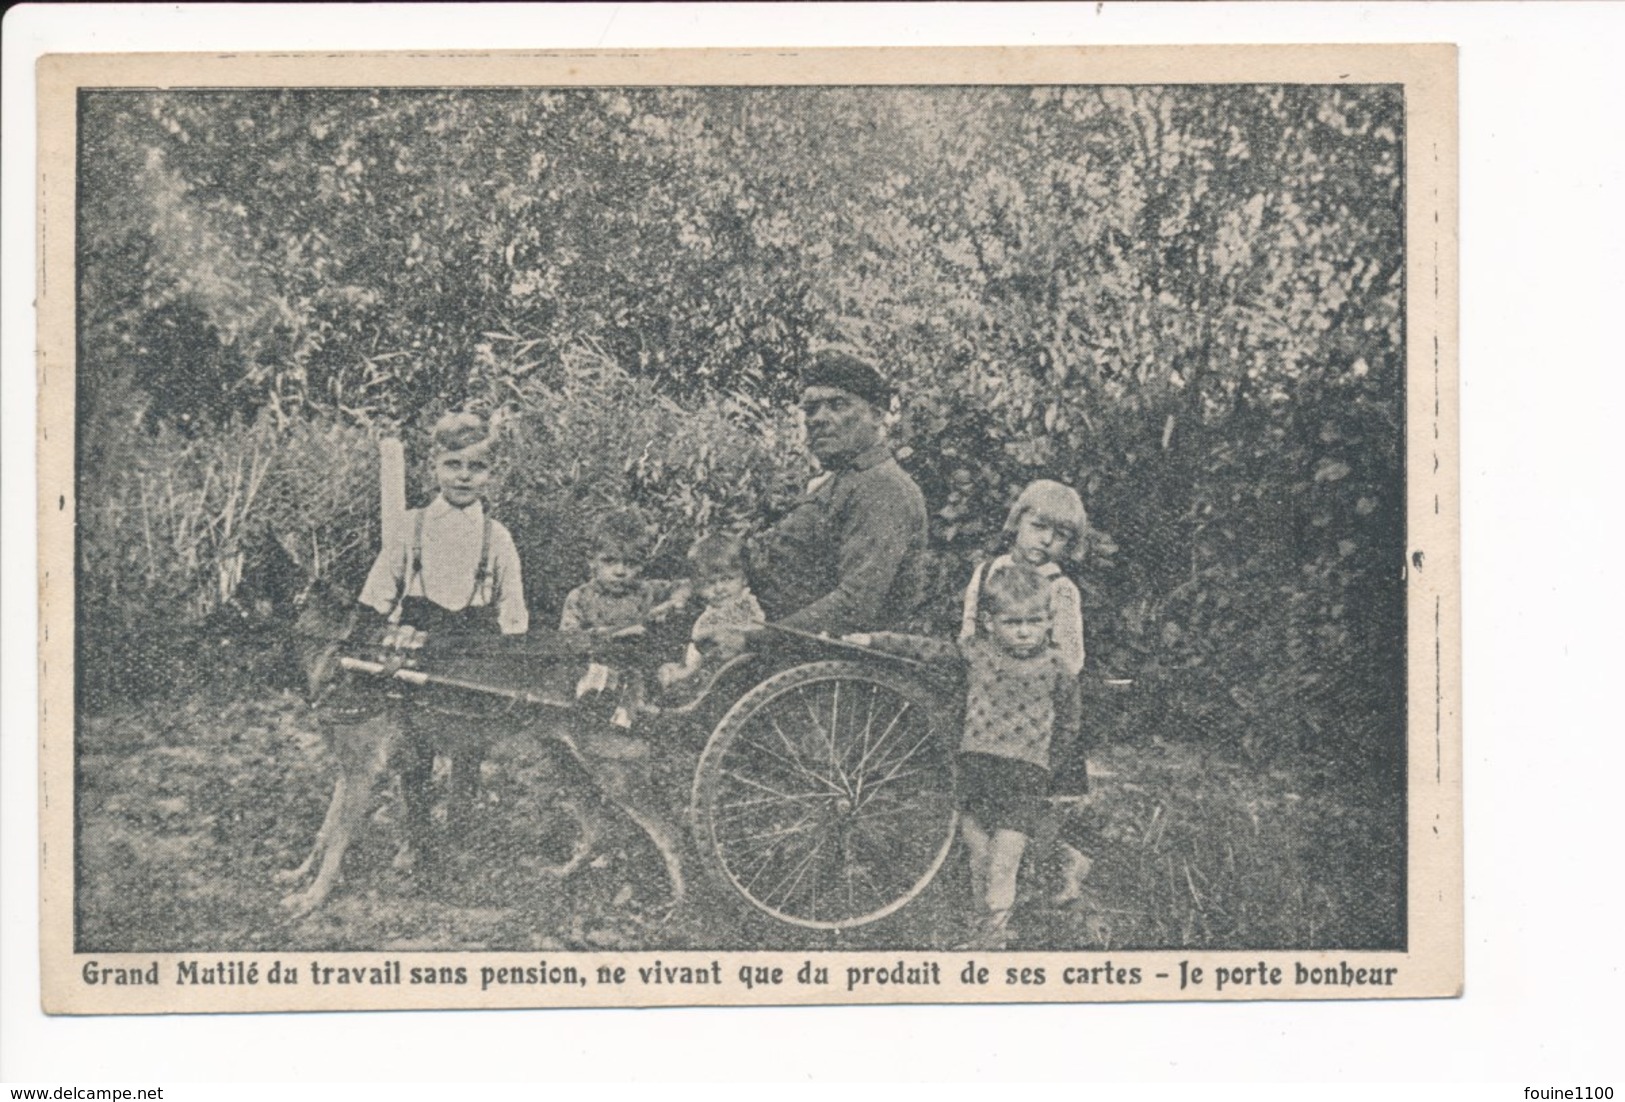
[303,605,361,699]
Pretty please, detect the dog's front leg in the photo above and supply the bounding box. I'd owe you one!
[275,774,345,888]
[616,797,687,913]
[280,715,394,916]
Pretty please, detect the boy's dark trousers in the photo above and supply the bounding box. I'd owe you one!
[393,597,504,869]
[398,708,494,863]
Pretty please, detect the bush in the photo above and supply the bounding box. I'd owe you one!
[76,385,376,706]
[482,345,810,626]
[74,85,1409,776]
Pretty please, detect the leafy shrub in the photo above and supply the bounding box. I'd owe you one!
[478,344,809,626]
[76,383,376,706]
[74,84,1409,775]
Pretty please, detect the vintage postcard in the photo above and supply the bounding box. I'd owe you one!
[36,44,1459,1013]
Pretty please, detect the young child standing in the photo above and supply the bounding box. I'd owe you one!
[356,411,528,875]
[961,479,1093,902]
[657,534,765,690]
[961,480,1086,679]
[848,561,1074,949]
[560,507,687,726]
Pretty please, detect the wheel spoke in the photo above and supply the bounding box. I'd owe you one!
[845,819,919,897]
[849,699,914,785]
[721,810,835,849]
[713,804,825,847]
[779,835,834,913]
[735,807,822,892]
[799,684,842,776]
[847,684,880,793]
[829,680,841,777]
[716,790,832,814]
[811,840,822,922]
[760,830,829,910]
[720,768,824,805]
[758,717,846,795]
[765,710,818,767]
[854,861,891,907]
[850,799,950,863]
[855,765,936,801]
[862,728,938,792]
[852,792,948,826]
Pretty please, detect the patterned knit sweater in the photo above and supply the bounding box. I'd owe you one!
[863,633,1071,770]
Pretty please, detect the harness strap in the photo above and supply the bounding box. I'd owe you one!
[399,506,495,612]
[410,507,427,590]
[467,514,493,608]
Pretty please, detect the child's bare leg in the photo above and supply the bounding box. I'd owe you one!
[960,813,991,908]
[985,828,1029,917]
[1051,808,1093,903]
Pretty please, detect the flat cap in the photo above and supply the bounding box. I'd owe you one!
[801,350,893,411]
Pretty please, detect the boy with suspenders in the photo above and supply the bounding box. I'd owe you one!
[357,412,528,877]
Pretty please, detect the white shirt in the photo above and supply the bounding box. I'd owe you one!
[358,496,529,635]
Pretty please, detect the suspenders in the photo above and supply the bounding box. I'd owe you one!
[400,507,495,610]
[963,560,989,631]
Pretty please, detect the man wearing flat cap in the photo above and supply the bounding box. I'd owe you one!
[749,350,928,636]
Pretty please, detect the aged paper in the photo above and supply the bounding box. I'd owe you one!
[37,44,1459,1013]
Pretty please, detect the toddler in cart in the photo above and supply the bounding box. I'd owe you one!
[658,533,764,694]
[561,507,688,728]
[847,560,1074,949]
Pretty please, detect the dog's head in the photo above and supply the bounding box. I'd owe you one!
[210,523,365,698]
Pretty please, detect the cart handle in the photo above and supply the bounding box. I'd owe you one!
[756,625,1137,691]
[337,655,572,709]
[755,622,934,671]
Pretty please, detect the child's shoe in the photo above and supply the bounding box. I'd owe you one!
[1051,845,1093,905]
[956,909,1012,951]
[576,662,617,699]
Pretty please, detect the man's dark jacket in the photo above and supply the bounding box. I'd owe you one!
[750,441,928,636]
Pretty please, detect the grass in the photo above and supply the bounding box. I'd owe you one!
[1016,740,1404,951]
[73,689,1405,954]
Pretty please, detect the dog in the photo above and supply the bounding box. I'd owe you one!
[252,535,689,918]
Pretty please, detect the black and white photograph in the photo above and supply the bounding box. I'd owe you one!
[35,45,1459,1012]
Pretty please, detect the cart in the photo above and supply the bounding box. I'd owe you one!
[334,623,963,932]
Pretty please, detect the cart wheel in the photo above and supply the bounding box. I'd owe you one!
[691,660,958,931]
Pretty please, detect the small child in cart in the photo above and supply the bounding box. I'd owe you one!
[355,411,529,875]
[658,534,765,693]
[560,507,688,727]
[846,560,1074,949]
[961,478,1093,903]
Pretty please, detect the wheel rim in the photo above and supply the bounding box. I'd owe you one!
[699,669,957,930]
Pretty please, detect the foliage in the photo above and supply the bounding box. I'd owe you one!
[483,345,809,628]
[76,384,378,706]
[76,84,1407,770]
